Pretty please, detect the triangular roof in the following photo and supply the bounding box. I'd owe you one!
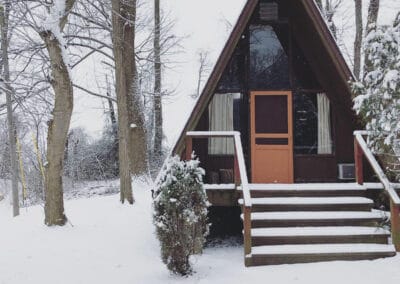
[172,0,354,155]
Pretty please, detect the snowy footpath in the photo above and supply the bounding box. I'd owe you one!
[1,181,400,284]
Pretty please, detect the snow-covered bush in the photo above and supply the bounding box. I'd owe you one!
[153,155,209,276]
[352,13,400,179]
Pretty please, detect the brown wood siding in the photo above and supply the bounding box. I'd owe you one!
[181,0,368,184]
[294,155,337,182]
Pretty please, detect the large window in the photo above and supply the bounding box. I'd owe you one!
[292,39,321,89]
[294,93,333,155]
[217,48,244,92]
[208,93,242,155]
[249,25,290,90]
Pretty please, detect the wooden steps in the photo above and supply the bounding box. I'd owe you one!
[239,183,396,266]
[249,244,396,266]
[251,226,390,246]
[245,211,384,227]
[240,197,374,212]
[243,183,367,197]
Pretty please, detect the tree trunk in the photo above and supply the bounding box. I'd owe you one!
[106,76,119,177]
[364,0,380,77]
[1,1,19,217]
[129,82,148,176]
[40,0,76,226]
[153,0,163,162]
[111,0,139,203]
[354,0,363,80]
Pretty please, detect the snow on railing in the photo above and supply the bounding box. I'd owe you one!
[186,131,253,261]
[354,130,400,251]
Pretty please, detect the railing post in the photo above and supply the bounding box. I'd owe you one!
[391,200,400,251]
[243,205,252,266]
[185,136,192,161]
[354,136,364,185]
[234,149,240,186]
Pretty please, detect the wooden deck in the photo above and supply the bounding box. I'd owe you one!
[187,131,400,266]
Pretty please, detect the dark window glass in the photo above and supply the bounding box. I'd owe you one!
[217,51,241,92]
[293,93,318,154]
[255,95,288,133]
[292,39,321,89]
[233,97,241,131]
[249,25,290,90]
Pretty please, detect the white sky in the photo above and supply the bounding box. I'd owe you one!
[70,0,400,147]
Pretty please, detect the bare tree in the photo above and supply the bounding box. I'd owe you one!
[153,0,162,161]
[1,0,19,216]
[192,49,211,99]
[364,0,380,76]
[324,0,340,39]
[354,0,363,80]
[39,0,77,226]
[111,0,138,204]
[315,0,323,11]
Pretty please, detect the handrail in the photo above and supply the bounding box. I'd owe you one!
[354,130,400,251]
[186,131,252,207]
[354,131,400,205]
[186,131,253,263]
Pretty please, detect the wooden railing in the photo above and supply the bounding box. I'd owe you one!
[185,131,253,264]
[354,130,400,251]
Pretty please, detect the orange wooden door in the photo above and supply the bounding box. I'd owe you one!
[250,91,294,183]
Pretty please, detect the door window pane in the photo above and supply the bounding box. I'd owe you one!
[255,95,288,133]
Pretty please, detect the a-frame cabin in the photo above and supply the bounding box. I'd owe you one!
[172,0,400,266]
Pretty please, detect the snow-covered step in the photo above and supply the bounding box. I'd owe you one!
[243,211,385,227]
[203,184,236,191]
[248,243,396,266]
[248,183,366,190]
[251,226,390,246]
[239,197,374,212]
[239,183,367,198]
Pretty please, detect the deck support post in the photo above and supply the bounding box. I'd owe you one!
[185,136,193,161]
[390,200,400,251]
[243,205,252,266]
[354,137,364,185]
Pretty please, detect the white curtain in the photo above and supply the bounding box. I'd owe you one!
[317,93,333,154]
[208,93,235,155]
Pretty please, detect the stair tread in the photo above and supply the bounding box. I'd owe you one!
[247,211,385,220]
[251,243,396,256]
[247,183,366,191]
[240,197,373,205]
[251,226,390,237]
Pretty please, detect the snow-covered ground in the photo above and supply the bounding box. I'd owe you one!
[1,180,400,284]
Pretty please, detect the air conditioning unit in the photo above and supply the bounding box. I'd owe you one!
[338,163,355,180]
